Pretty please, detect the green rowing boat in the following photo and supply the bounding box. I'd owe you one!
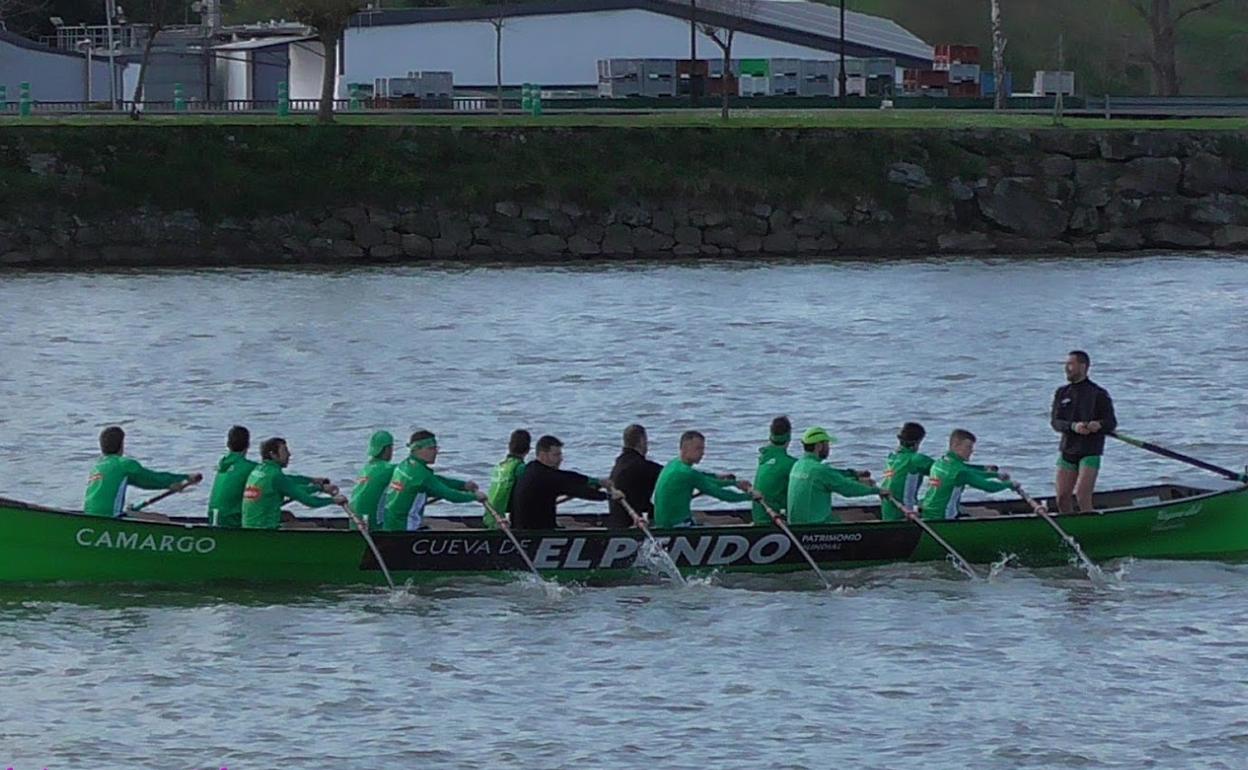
[1,483,1245,584]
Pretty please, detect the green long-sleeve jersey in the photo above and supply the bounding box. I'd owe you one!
[84,454,189,518]
[751,443,797,525]
[879,447,935,521]
[382,457,478,532]
[787,452,880,525]
[484,455,526,529]
[349,458,396,530]
[208,451,320,528]
[241,459,337,530]
[919,451,1013,520]
[653,458,752,528]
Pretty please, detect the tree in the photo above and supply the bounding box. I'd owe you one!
[698,0,757,120]
[485,7,507,115]
[989,0,1007,110]
[0,0,49,38]
[128,0,175,119]
[1127,0,1227,95]
[284,0,361,122]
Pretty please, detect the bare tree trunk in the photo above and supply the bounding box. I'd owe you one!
[721,46,731,120]
[990,0,1007,110]
[129,26,161,120]
[1150,0,1180,95]
[495,22,503,115]
[318,27,339,124]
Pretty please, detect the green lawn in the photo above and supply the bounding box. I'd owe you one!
[6,110,1248,130]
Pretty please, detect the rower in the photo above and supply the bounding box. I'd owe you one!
[918,429,1013,520]
[880,422,1000,521]
[787,427,887,525]
[653,430,753,528]
[880,422,934,521]
[241,437,345,529]
[484,429,531,529]
[1051,350,1117,513]
[84,426,202,517]
[348,430,397,531]
[382,429,486,532]
[510,435,610,530]
[606,423,663,529]
[209,425,336,528]
[751,416,797,525]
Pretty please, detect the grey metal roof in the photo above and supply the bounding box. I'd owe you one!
[349,0,933,66]
[0,28,92,60]
[213,34,315,51]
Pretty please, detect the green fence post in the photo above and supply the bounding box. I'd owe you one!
[18,82,32,117]
[0,85,7,111]
[277,81,289,117]
[532,84,542,116]
[349,86,362,111]
[173,82,186,112]
[520,83,532,115]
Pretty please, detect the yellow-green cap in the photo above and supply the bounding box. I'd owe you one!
[801,426,835,445]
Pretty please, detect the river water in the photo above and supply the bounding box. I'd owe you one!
[1,256,1247,769]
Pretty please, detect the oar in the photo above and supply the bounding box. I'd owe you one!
[614,492,687,586]
[1110,431,1247,482]
[897,503,981,580]
[751,494,833,590]
[1014,484,1100,575]
[339,502,396,591]
[127,476,201,514]
[481,500,544,580]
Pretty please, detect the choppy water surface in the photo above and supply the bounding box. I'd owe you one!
[1,256,1247,768]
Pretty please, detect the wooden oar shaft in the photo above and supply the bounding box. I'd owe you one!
[1110,432,1245,481]
[128,477,199,513]
[341,502,396,591]
[900,505,980,580]
[482,501,543,578]
[1014,485,1098,572]
[617,495,687,586]
[755,496,833,590]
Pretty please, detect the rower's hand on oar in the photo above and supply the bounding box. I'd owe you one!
[465,481,480,493]
[996,470,1011,481]
[332,494,348,506]
[474,490,488,503]
[735,479,753,493]
[175,473,203,490]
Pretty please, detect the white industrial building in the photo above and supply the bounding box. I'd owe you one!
[338,0,933,91]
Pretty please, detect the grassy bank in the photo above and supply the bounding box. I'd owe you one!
[6,112,1248,130]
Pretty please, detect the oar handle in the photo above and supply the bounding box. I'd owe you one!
[1012,484,1049,515]
[482,500,543,578]
[340,501,396,590]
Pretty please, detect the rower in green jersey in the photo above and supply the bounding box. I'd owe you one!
[484,429,531,529]
[786,427,888,525]
[83,426,201,517]
[880,422,934,521]
[208,425,332,528]
[241,437,346,530]
[348,430,397,531]
[653,430,753,528]
[752,415,797,525]
[383,429,486,532]
[919,429,1014,521]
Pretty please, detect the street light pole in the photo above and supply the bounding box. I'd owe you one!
[689,0,697,105]
[104,0,117,110]
[838,0,846,105]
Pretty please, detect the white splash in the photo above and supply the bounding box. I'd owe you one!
[636,537,686,585]
[988,552,1017,580]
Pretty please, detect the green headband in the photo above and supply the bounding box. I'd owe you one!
[770,433,791,444]
[409,437,437,450]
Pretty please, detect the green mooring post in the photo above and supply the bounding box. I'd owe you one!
[0,85,7,111]
[18,82,32,117]
[520,83,532,114]
[173,82,186,112]
[277,81,290,117]
[349,86,362,112]
[531,84,542,117]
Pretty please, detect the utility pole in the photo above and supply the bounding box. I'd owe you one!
[104,0,117,109]
[837,0,846,104]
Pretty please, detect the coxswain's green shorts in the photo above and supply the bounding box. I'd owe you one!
[1057,453,1102,471]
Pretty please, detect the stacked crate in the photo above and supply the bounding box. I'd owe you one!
[597,59,642,98]
[934,44,980,98]
[641,59,677,97]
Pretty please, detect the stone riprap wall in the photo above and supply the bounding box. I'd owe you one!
[2,126,1248,266]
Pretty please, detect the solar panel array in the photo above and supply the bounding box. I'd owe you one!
[657,0,933,61]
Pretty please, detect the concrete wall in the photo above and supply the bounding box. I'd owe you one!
[343,9,855,88]
[0,32,116,102]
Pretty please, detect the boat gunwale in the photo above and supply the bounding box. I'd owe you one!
[1,481,1243,537]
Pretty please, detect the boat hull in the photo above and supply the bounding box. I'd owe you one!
[2,483,1246,585]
